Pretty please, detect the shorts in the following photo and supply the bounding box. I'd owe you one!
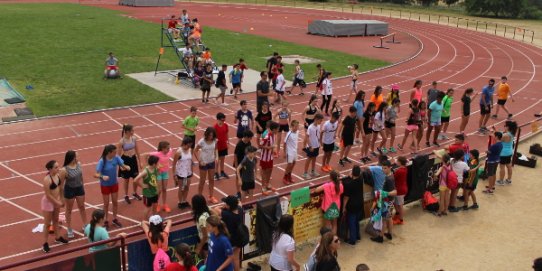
[382,204,394,219]
[119,155,139,179]
[157,171,169,181]
[242,180,255,191]
[305,119,314,130]
[464,178,479,191]
[176,175,192,188]
[219,86,227,93]
[441,116,450,123]
[218,149,228,157]
[430,120,441,127]
[143,195,159,207]
[406,124,419,131]
[439,186,449,192]
[199,161,216,171]
[201,86,211,92]
[480,104,491,115]
[185,135,196,149]
[101,184,119,195]
[497,99,507,106]
[232,83,241,88]
[63,185,85,199]
[363,127,373,134]
[351,80,357,89]
[486,162,498,177]
[323,143,335,153]
[274,90,284,95]
[499,155,512,165]
[260,160,273,170]
[305,147,320,158]
[279,124,289,132]
[395,195,405,205]
[286,152,297,163]
[292,78,305,87]
[462,110,470,117]
[106,65,118,71]
[341,134,354,147]
[384,121,396,129]
[41,196,55,212]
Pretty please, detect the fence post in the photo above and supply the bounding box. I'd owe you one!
[447,16,450,25]
[513,27,516,39]
[532,31,535,43]
[466,19,469,29]
[475,21,479,31]
[512,127,521,167]
[418,14,421,21]
[429,14,431,22]
[438,15,441,24]
[456,18,460,27]
[495,23,497,35]
[121,236,127,271]
[399,10,402,18]
[504,26,507,37]
[485,22,488,33]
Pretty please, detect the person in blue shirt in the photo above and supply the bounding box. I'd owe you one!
[229,64,242,99]
[483,132,503,195]
[497,121,517,186]
[205,215,234,271]
[478,79,496,134]
[425,92,445,147]
[84,209,126,253]
[353,90,365,144]
[94,144,130,229]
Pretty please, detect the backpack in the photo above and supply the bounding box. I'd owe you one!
[303,252,317,271]
[236,223,250,247]
[446,167,458,190]
[422,191,439,212]
[153,248,171,271]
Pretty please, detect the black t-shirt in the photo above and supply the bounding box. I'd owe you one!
[363,111,373,131]
[234,141,251,166]
[255,111,272,133]
[341,115,357,137]
[342,176,364,213]
[201,69,213,88]
[221,208,243,242]
[462,95,471,115]
[383,175,396,202]
[315,257,340,271]
[256,80,270,104]
[216,70,226,87]
[266,57,277,72]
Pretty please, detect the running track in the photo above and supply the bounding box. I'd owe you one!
[0,1,541,269]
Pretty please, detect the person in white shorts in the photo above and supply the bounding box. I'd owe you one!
[282,120,299,185]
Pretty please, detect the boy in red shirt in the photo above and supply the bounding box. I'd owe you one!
[167,15,180,40]
[260,122,279,195]
[393,156,408,225]
[448,133,470,159]
[214,113,230,181]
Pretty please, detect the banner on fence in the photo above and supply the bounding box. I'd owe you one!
[28,247,121,271]
[288,194,323,244]
[127,225,199,271]
[243,205,259,259]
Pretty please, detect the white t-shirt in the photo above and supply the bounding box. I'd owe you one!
[268,234,296,271]
[322,120,338,145]
[451,159,470,183]
[321,78,332,95]
[307,123,320,148]
[275,74,286,92]
[284,131,298,155]
[175,148,192,177]
[197,212,210,239]
[372,111,385,131]
[197,139,216,164]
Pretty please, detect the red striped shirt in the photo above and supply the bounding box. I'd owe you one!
[260,132,275,162]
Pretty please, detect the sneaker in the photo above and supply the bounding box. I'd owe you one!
[425,142,431,147]
[112,219,122,228]
[303,173,310,179]
[442,134,449,140]
[230,89,233,94]
[163,204,171,213]
[282,175,291,185]
[397,144,403,150]
[389,147,396,153]
[384,233,393,240]
[457,195,465,201]
[133,193,142,201]
[448,206,460,213]
[220,171,229,179]
[505,179,512,185]
[311,171,320,177]
[267,186,277,192]
[261,188,271,196]
[381,147,388,154]
[214,173,220,180]
[321,165,331,173]
[124,195,131,204]
[482,189,494,195]
[289,174,295,184]
[209,197,219,204]
[343,157,352,163]
[432,142,440,147]
[178,202,184,209]
[42,242,50,253]
[339,158,345,166]
[437,134,444,140]
[155,204,162,213]
[67,229,74,239]
[462,205,469,211]
[469,203,479,209]
[236,192,242,199]
[491,114,497,119]
[55,237,69,244]
[496,179,505,186]
[371,151,378,157]
[370,236,384,243]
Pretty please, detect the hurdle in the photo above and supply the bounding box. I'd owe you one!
[373,32,398,49]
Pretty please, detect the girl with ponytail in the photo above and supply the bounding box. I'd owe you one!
[312,170,344,234]
[84,209,126,252]
[166,243,198,271]
[205,215,234,271]
[117,124,142,204]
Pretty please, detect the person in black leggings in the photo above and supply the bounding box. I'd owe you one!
[320,72,333,116]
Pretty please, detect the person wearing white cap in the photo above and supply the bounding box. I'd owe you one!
[141,215,172,254]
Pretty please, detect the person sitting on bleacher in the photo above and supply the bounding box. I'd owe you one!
[103,52,121,79]
[188,18,202,48]
[180,9,190,25]
[167,15,181,41]
[182,22,191,43]
[180,44,194,70]
[202,47,213,65]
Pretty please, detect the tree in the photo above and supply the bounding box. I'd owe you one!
[465,0,527,17]
[444,0,460,6]
[416,0,438,6]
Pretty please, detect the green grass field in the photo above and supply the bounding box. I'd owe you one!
[0,3,388,117]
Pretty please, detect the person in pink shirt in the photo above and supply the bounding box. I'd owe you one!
[149,141,173,213]
[312,170,344,234]
[410,80,423,102]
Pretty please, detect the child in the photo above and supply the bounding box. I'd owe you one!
[330,98,343,122]
[260,122,280,195]
[289,59,306,96]
[135,155,160,219]
[385,98,400,153]
[233,131,253,197]
[214,65,228,105]
[201,64,214,104]
[338,106,358,166]
[303,113,324,178]
[371,102,388,155]
[459,88,478,134]
[320,112,339,172]
[353,90,365,144]
[449,149,470,213]
[360,102,376,163]
[149,141,173,213]
[439,88,454,140]
[182,106,199,149]
[386,84,400,107]
[283,120,299,185]
[274,101,291,156]
[235,100,254,140]
[463,149,480,210]
[435,154,452,216]
[141,215,172,254]
[483,132,503,194]
[166,243,198,271]
[398,99,421,154]
[255,102,272,138]
[167,15,181,40]
[493,76,514,119]
[274,68,286,105]
[236,146,258,199]
[172,138,194,209]
[84,209,126,253]
[239,58,248,92]
[202,48,212,64]
[393,156,408,225]
[312,170,344,234]
[370,160,397,243]
[230,64,242,99]
[346,64,359,102]
[320,72,333,116]
[214,113,230,180]
[302,95,321,130]
[417,100,428,147]
[117,124,142,204]
[426,92,445,147]
[195,127,219,203]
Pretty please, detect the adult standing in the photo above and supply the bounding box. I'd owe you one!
[315,232,341,271]
[256,72,272,112]
[214,196,244,271]
[341,165,364,245]
[194,127,219,204]
[426,81,440,108]
[60,151,87,239]
[269,214,300,271]
[42,160,69,253]
[497,121,517,186]
[478,79,496,134]
[493,76,514,119]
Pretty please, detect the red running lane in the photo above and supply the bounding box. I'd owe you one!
[0,2,541,268]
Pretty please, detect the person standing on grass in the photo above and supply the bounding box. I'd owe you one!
[84,209,126,253]
[289,59,306,96]
[320,112,339,173]
[360,102,376,163]
[269,214,301,271]
[392,156,408,225]
[426,81,440,108]
[346,64,359,102]
[274,68,287,105]
[411,80,423,103]
[497,121,517,186]
[60,150,87,239]
[303,113,324,179]
[260,121,279,195]
[229,64,242,99]
[148,141,173,213]
[282,120,299,185]
[274,101,292,157]
[141,215,172,255]
[493,76,514,119]
[41,160,68,253]
[302,95,321,130]
[235,100,254,142]
[439,88,454,140]
[425,92,445,147]
[173,138,194,210]
[201,64,214,104]
[371,102,388,155]
[462,149,481,210]
[135,155,160,219]
[95,144,130,229]
[256,72,272,112]
[338,106,358,166]
[117,124,142,204]
[183,106,199,149]
[214,195,244,271]
[237,146,258,199]
[255,102,273,138]
[370,86,384,111]
[320,72,333,116]
[214,113,230,182]
[478,79,496,134]
[233,131,253,199]
[483,132,503,195]
[353,90,365,144]
[385,98,400,153]
[341,165,364,245]
[195,127,219,204]
[205,215,235,271]
[215,65,228,105]
[459,88,478,134]
[398,99,421,154]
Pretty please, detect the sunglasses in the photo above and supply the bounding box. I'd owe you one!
[333,238,340,243]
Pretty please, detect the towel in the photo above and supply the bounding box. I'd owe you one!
[32,224,44,233]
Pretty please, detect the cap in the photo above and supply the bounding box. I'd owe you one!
[149,215,162,226]
[221,195,239,208]
[391,84,399,90]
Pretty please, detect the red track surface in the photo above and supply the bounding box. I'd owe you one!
[1,1,541,269]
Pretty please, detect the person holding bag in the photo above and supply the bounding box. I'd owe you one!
[312,170,343,234]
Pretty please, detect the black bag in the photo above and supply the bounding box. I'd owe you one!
[530,143,542,157]
[236,223,250,247]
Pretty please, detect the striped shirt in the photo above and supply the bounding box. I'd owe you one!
[260,132,275,162]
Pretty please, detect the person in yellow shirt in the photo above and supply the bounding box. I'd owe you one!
[493,76,514,119]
